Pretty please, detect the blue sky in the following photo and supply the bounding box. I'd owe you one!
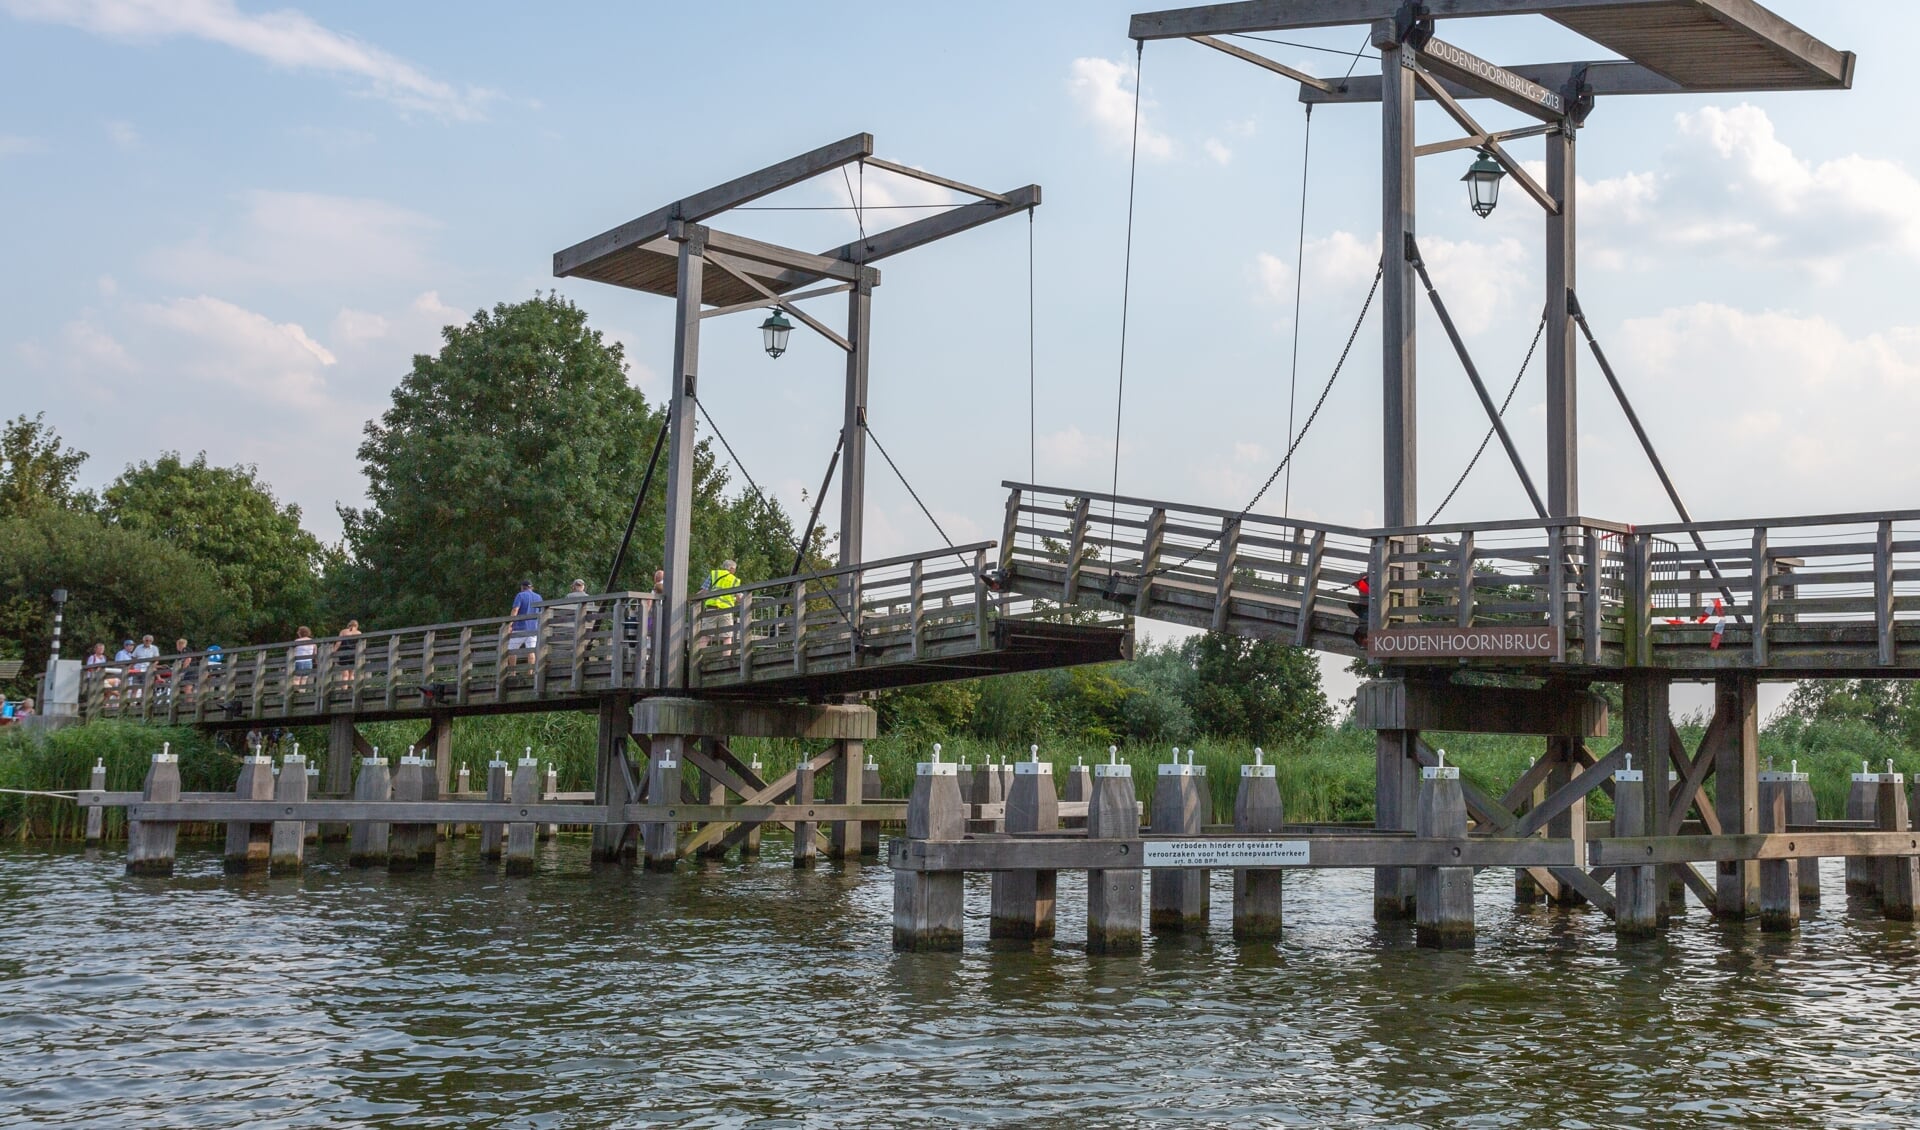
[1,2,1909,704]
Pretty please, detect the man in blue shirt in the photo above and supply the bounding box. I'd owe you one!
[506,580,542,675]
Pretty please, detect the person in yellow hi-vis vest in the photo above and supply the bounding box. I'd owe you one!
[697,558,741,658]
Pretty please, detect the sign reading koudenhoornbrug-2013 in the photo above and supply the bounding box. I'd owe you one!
[1367,625,1558,660]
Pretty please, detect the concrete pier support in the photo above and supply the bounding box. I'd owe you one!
[1232,749,1285,941]
[1151,751,1208,933]
[1613,759,1658,939]
[860,755,882,859]
[1414,756,1474,949]
[642,739,682,871]
[1087,753,1142,954]
[223,753,274,874]
[1846,762,1880,897]
[893,747,965,952]
[125,747,180,876]
[388,754,424,872]
[793,758,818,870]
[990,749,1058,941]
[270,753,308,876]
[1788,765,1819,904]
[481,756,507,861]
[84,759,106,844]
[1757,769,1799,932]
[348,755,391,868]
[506,753,540,876]
[1877,771,1918,921]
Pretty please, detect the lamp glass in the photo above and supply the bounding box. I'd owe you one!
[759,309,793,358]
[1462,152,1505,218]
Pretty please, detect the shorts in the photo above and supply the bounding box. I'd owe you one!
[293,659,314,673]
[507,634,538,651]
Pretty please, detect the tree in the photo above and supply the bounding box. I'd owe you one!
[101,453,324,644]
[335,294,799,628]
[1,412,91,517]
[1182,632,1331,745]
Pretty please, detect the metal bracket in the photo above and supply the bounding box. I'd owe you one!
[1395,2,1434,49]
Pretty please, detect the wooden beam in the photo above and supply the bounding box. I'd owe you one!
[861,156,1012,204]
[1415,36,1567,120]
[1414,121,1556,158]
[699,282,851,321]
[1593,832,1920,867]
[554,132,873,277]
[1409,66,1560,214]
[1512,744,1624,839]
[823,185,1040,264]
[1304,60,1681,104]
[892,835,1578,872]
[694,226,866,284]
[703,252,854,352]
[1190,35,1335,92]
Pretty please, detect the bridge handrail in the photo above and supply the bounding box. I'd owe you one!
[1636,508,1920,536]
[708,541,997,601]
[1001,480,1380,539]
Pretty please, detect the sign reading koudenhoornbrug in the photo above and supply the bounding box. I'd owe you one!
[1367,625,1558,660]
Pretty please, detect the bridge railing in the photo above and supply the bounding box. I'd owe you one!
[78,592,660,723]
[687,543,1002,686]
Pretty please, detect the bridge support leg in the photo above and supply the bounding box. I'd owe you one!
[1415,762,1474,949]
[591,696,637,864]
[1877,773,1918,921]
[388,755,424,873]
[224,752,274,874]
[990,756,1058,942]
[126,749,181,876]
[1758,774,1800,932]
[1514,777,1551,904]
[1545,738,1587,907]
[1622,673,1671,925]
[828,738,865,862]
[270,752,308,876]
[1087,760,1143,954]
[323,715,356,842]
[860,755,882,859]
[481,756,507,862]
[793,758,818,870]
[1150,754,1208,933]
[1714,675,1761,919]
[1374,730,1418,921]
[1233,756,1284,942]
[642,739,682,871]
[742,754,766,861]
[424,713,452,845]
[506,753,540,876]
[348,755,390,868]
[1846,766,1880,898]
[1613,769,1659,939]
[893,754,964,952]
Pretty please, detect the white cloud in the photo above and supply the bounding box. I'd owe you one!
[1038,425,1111,473]
[329,307,389,347]
[104,119,136,147]
[61,319,135,374]
[3,0,493,120]
[1068,56,1173,161]
[1204,137,1232,166]
[1417,235,1528,335]
[135,295,335,405]
[0,133,43,157]
[1255,252,1293,306]
[96,274,117,296]
[147,189,439,289]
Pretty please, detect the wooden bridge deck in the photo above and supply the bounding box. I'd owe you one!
[1001,482,1920,678]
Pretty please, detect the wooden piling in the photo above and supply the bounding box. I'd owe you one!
[1664,770,1687,914]
[125,747,180,876]
[990,749,1059,941]
[1232,750,1285,941]
[323,714,356,842]
[1876,771,1918,921]
[1613,761,1658,939]
[84,759,106,844]
[1086,755,1143,954]
[454,763,471,840]
[270,753,308,876]
[1375,730,1418,920]
[1545,739,1587,908]
[223,753,275,874]
[348,755,391,869]
[1150,751,1208,934]
[642,740,681,871]
[539,763,559,842]
[1757,770,1799,932]
[1788,765,1818,903]
[828,737,865,861]
[480,756,507,861]
[388,755,424,872]
[1846,762,1880,897]
[418,756,440,864]
[793,758,818,870]
[304,763,320,844]
[505,754,540,876]
[859,754,882,859]
[742,756,765,860]
[591,695,636,864]
[893,747,965,952]
[1414,757,1474,949]
[1713,675,1761,920]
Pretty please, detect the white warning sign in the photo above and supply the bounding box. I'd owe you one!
[1140,839,1311,868]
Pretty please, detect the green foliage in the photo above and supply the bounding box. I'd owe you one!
[872,681,980,743]
[1181,632,1331,745]
[101,452,323,644]
[0,412,92,517]
[0,722,231,840]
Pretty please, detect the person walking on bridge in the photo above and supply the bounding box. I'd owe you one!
[697,559,742,658]
[505,580,543,676]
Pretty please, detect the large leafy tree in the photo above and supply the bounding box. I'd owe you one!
[1182,633,1332,745]
[1,412,92,517]
[101,453,323,643]
[335,294,800,628]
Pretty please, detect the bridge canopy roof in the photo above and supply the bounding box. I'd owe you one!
[1130,1,1853,93]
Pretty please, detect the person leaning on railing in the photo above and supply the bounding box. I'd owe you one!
[697,559,741,657]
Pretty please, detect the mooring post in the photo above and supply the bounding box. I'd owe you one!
[270,752,308,876]
[592,695,636,863]
[1066,755,1092,805]
[1415,750,1474,949]
[1664,770,1687,914]
[1622,674,1670,921]
[1846,760,1880,898]
[539,762,559,842]
[304,762,321,844]
[642,739,681,871]
[348,750,391,869]
[793,757,819,870]
[481,753,507,862]
[990,745,1059,941]
[972,755,1004,832]
[1788,760,1818,904]
[1375,729,1419,920]
[860,753,882,859]
[323,714,356,842]
[893,744,965,952]
[455,763,471,840]
[1514,774,1547,905]
[1232,748,1285,941]
[506,750,540,877]
[418,753,440,864]
[1087,746,1143,954]
[828,737,865,862]
[125,744,180,876]
[1757,764,1799,932]
[1714,675,1761,919]
[388,752,424,873]
[1151,748,1208,934]
[1877,766,1918,921]
[743,755,766,860]
[84,758,106,844]
[1613,754,1658,939]
[1545,738,1587,908]
[224,749,275,874]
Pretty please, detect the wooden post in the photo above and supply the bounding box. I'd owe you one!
[427,713,453,843]
[793,757,818,870]
[892,746,965,952]
[418,751,440,864]
[1545,737,1587,907]
[304,762,320,844]
[1613,757,1658,938]
[1757,769,1800,932]
[270,753,308,876]
[1846,761,1879,897]
[592,695,636,863]
[971,753,1004,832]
[1665,771,1688,914]
[125,746,180,876]
[347,754,390,869]
[838,270,874,568]
[1622,674,1670,923]
[481,755,507,862]
[743,755,766,860]
[322,715,356,842]
[1233,749,1285,941]
[1375,729,1418,919]
[1514,775,1547,905]
[84,758,106,844]
[990,747,1059,941]
[642,739,682,870]
[1065,756,1092,806]
[1877,770,1918,921]
[1714,675,1761,918]
[860,754,882,859]
[1414,753,1474,948]
[455,763,471,840]
[539,763,559,842]
[829,737,865,862]
[1150,750,1208,933]
[388,754,424,872]
[1377,20,1417,529]
[1087,753,1143,954]
[1788,762,1820,904]
[505,753,539,876]
[660,230,706,689]
[1545,122,1577,516]
[224,752,275,874]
